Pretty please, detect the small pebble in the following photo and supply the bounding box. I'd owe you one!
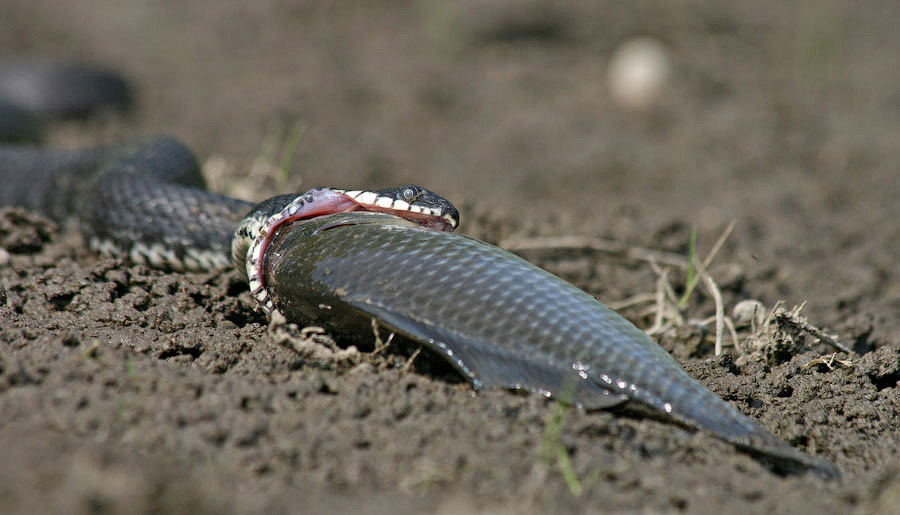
[733,299,767,327]
[0,247,9,267]
[608,37,672,110]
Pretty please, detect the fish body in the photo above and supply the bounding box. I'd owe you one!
[262,211,839,478]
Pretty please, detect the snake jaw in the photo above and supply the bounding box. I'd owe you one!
[243,188,354,316]
[236,185,460,316]
[333,186,459,232]
[246,225,277,317]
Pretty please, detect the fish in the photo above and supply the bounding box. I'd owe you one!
[258,210,840,478]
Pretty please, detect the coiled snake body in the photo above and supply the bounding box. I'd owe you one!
[0,61,839,478]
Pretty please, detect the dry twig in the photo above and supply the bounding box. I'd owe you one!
[801,352,854,370]
[741,301,854,365]
[370,318,395,355]
[772,306,855,355]
[268,310,360,365]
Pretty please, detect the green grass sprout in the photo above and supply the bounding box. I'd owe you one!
[278,121,307,186]
[678,226,698,308]
[539,379,597,496]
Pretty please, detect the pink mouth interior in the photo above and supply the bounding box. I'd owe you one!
[256,191,453,285]
[295,192,453,232]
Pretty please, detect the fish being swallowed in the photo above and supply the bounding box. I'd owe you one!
[237,187,840,479]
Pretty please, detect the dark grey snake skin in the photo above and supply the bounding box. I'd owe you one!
[0,61,841,479]
[0,135,253,270]
[0,60,130,143]
[0,60,252,269]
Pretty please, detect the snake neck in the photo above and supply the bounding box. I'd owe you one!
[231,194,298,279]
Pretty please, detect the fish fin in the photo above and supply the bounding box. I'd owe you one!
[345,300,628,410]
[732,433,842,479]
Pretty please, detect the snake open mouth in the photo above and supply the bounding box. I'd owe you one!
[242,185,459,315]
[332,187,459,232]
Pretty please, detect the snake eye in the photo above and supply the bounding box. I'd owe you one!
[402,188,417,201]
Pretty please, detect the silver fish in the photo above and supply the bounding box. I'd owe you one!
[260,211,840,478]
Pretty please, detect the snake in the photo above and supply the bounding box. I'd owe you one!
[0,61,839,478]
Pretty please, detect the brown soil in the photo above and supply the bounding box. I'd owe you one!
[2,1,900,514]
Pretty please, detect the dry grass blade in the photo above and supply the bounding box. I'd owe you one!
[723,316,742,354]
[607,292,658,310]
[502,224,846,364]
[700,270,726,356]
[370,318,395,355]
[701,219,736,270]
[802,352,854,370]
[648,267,669,334]
[500,235,691,269]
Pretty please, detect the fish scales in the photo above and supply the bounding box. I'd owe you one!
[264,212,839,478]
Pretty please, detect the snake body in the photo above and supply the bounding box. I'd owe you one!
[0,135,253,270]
[0,60,130,143]
[0,62,839,478]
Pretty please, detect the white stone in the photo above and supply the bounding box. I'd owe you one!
[608,37,671,110]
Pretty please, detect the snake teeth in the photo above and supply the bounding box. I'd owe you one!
[235,185,459,316]
[286,201,304,216]
[333,187,459,230]
[245,231,277,316]
[356,191,378,205]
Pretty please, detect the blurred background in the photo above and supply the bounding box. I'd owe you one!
[6,1,895,217]
[6,0,900,320]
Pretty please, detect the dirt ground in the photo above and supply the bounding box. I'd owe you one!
[2,1,900,513]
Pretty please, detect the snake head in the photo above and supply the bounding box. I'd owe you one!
[233,185,460,314]
[333,184,459,232]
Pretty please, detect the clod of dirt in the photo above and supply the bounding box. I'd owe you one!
[0,208,57,253]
